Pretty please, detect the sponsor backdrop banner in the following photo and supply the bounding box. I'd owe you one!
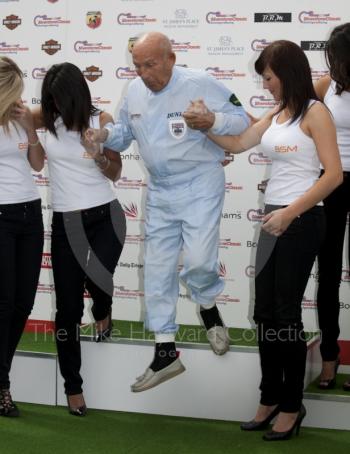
[2,0,349,342]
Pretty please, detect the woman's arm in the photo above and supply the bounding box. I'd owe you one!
[13,102,45,171]
[86,111,122,182]
[314,75,331,102]
[262,103,343,236]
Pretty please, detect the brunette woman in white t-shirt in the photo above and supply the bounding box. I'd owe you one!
[314,23,350,392]
[33,63,126,416]
[184,40,342,441]
[0,57,44,417]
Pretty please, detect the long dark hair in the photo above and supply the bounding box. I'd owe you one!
[326,23,350,95]
[41,62,98,137]
[255,40,318,123]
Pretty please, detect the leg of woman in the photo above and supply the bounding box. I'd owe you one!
[51,212,86,398]
[85,200,125,326]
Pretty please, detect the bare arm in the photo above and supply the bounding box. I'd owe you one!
[263,103,343,236]
[83,112,122,182]
[13,102,45,171]
[314,75,331,102]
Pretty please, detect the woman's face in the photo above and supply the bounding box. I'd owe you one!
[262,66,282,101]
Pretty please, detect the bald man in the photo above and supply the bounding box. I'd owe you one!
[85,32,249,392]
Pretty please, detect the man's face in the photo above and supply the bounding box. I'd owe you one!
[132,45,175,92]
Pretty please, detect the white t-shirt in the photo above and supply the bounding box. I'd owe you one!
[324,80,350,172]
[0,122,39,204]
[42,113,115,212]
[261,103,321,206]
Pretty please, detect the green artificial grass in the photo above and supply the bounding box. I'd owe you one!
[17,320,318,354]
[1,402,350,454]
[306,373,350,397]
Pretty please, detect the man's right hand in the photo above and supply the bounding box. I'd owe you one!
[85,128,108,144]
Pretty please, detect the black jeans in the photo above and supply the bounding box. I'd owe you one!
[0,199,43,389]
[52,199,125,395]
[317,171,350,361]
[254,205,325,412]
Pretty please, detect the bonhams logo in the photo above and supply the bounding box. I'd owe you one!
[298,11,341,24]
[117,13,157,25]
[115,67,137,80]
[74,41,112,53]
[250,95,276,108]
[206,67,245,80]
[3,14,21,30]
[206,11,247,24]
[83,65,102,82]
[300,41,326,51]
[86,11,101,29]
[42,39,61,55]
[254,13,291,22]
[251,39,272,51]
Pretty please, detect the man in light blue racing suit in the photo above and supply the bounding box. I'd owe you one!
[85,32,249,392]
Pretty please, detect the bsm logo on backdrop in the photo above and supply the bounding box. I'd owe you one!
[170,39,200,52]
[206,67,245,80]
[251,39,272,51]
[206,11,248,24]
[117,13,156,25]
[298,11,341,24]
[116,67,137,80]
[34,15,70,27]
[74,41,112,53]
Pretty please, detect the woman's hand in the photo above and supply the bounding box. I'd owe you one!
[262,208,295,237]
[11,100,34,132]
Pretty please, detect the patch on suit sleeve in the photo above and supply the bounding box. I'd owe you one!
[229,93,242,107]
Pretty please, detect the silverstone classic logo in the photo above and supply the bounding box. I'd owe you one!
[34,15,70,26]
[206,11,247,24]
[115,67,137,79]
[117,13,156,25]
[251,39,272,51]
[206,67,245,80]
[74,41,112,53]
[298,11,341,24]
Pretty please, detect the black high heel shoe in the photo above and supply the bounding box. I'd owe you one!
[95,308,113,343]
[318,357,340,390]
[240,405,279,431]
[67,394,87,417]
[262,404,306,441]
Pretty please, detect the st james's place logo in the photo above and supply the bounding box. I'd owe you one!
[207,36,244,57]
[162,9,199,29]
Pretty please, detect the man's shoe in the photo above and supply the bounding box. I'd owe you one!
[206,325,230,355]
[131,358,186,392]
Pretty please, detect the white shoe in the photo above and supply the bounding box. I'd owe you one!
[131,358,186,393]
[206,325,230,355]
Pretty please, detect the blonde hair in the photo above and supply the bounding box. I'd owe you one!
[0,56,24,133]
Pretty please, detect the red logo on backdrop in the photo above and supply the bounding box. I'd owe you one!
[42,39,61,55]
[41,253,52,269]
[86,11,102,29]
[123,202,138,218]
[3,15,21,30]
[83,65,102,82]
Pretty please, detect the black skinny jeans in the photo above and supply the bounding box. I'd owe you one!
[51,199,125,395]
[0,199,43,389]
[254,205,325,412]
[317,171,350,361]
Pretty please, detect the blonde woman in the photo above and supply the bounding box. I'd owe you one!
[0,57,44,417]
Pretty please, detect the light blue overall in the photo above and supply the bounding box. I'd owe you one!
[105,66,249,334]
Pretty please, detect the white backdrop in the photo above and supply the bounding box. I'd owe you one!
[1,0,349,343]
